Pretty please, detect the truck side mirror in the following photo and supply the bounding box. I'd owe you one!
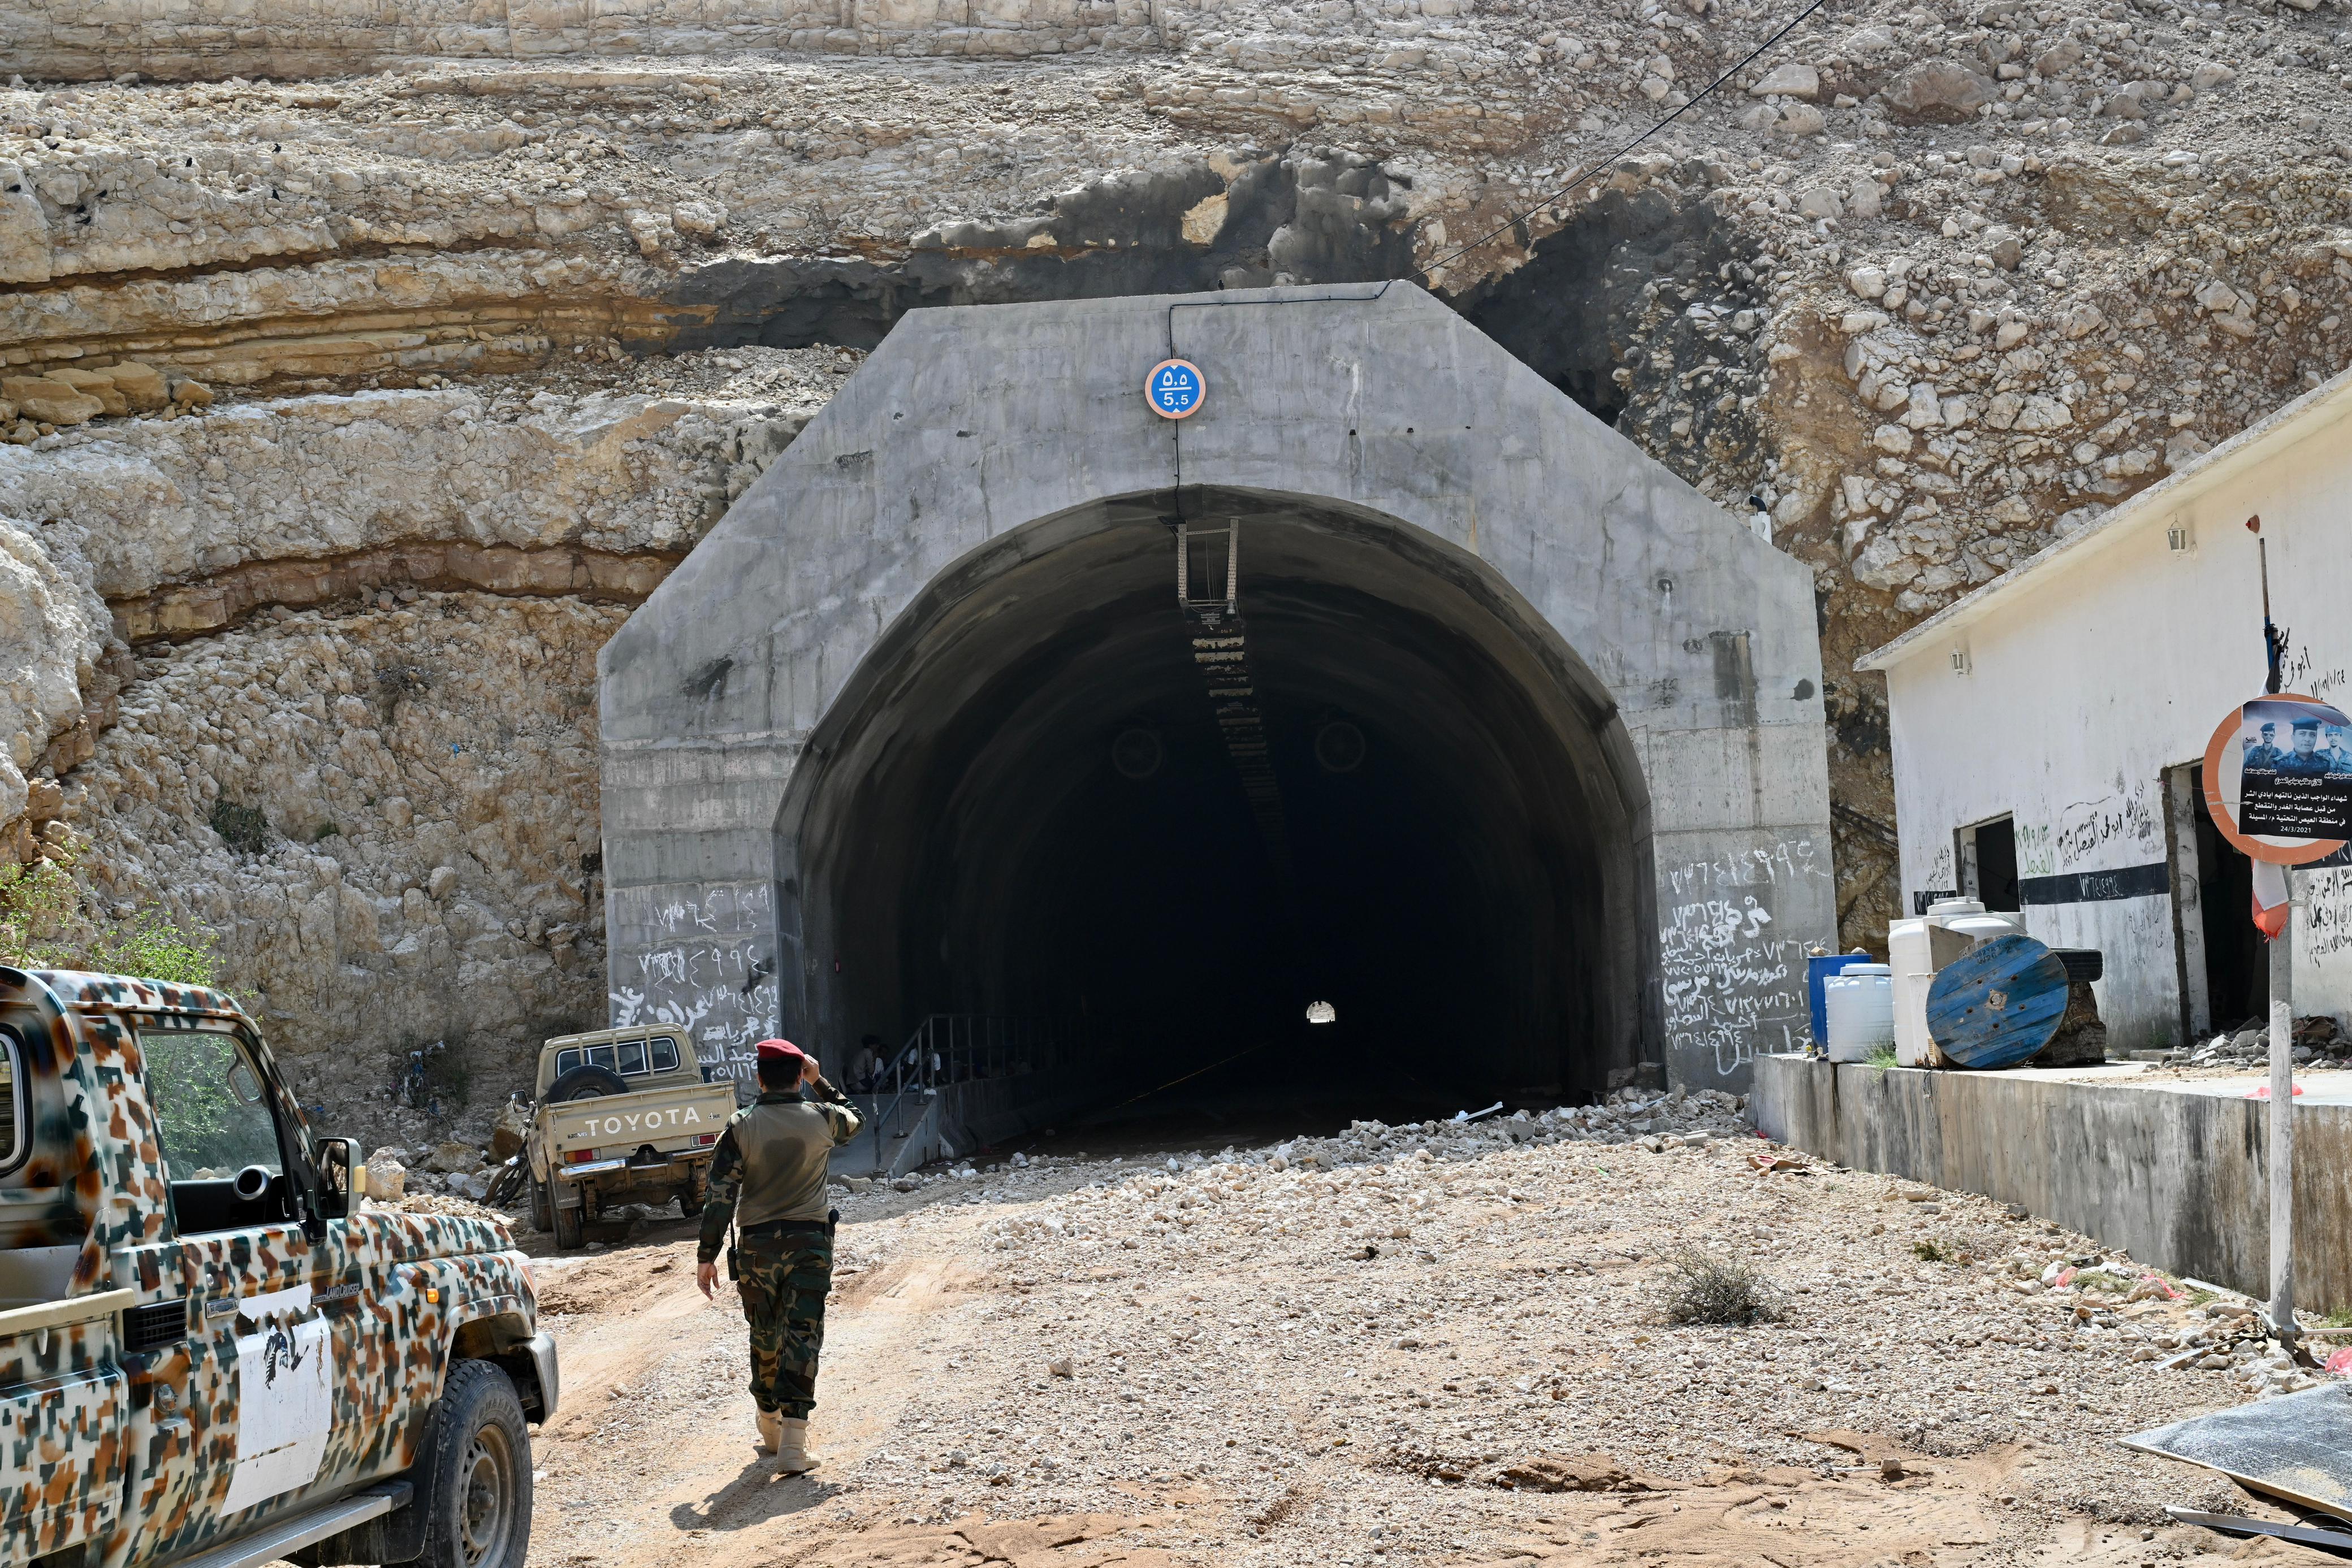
[315,1136,368,1220]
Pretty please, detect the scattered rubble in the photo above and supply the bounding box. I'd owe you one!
[826,1109,2342,1500]
[2172,1013,2352,1070]
[521,1106,2312,1565]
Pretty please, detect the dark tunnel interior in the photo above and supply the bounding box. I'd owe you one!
[780,495,1649,1121]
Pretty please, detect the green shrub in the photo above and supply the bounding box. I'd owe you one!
[99,908,219,987]
[0,853,84,970]
[1,843,219,986]
[208,799,273,855]
[1863,1045,1899,1075]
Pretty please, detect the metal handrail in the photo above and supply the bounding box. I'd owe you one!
[854,1013,1084,1174]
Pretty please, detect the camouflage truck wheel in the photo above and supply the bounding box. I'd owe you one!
[420,1359,533,1568]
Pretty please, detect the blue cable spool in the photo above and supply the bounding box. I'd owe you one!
[1926,933,2070,1069]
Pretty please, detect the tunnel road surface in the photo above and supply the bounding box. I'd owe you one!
[507,1127,2324,1568]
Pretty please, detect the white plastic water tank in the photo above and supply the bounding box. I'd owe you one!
[1945,908,2024,947]
[1891,903,1985,1072]
[1824,964,1896,1062]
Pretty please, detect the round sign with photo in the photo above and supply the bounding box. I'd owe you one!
[1145,358,1205,419]
[2202,692,2352,865]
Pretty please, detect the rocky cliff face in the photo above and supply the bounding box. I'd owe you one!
[2,0,2345,1138]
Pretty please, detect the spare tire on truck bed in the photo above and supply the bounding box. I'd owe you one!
[544,1064,628,1103]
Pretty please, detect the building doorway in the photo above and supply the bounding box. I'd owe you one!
[2176,762,2265,1036]
[1957,815,2021,913]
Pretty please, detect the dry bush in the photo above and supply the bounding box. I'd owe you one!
[1658,1245,1783,1327]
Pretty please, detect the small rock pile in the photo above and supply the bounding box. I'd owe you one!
[366,1137,504,1202]
[854,1092,1751,1203]
[2172,1012,2350,1069]
[2157,1300,2332,1398]
[1265,1091,1753,1170]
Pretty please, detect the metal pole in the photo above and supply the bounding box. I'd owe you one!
[2269,876,2297,1345]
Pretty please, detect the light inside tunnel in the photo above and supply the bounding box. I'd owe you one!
[777,491,1651,1110]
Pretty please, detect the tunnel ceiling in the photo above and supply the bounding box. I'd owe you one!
[788,493,1646,1101]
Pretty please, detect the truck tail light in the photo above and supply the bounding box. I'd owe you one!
[695,1134,716,1146]
[567,1150,598,1164]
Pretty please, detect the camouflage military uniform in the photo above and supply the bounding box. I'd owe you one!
[733,1233,834,1419]
[698,1078,863,1418]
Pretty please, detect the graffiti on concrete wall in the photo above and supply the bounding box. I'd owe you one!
[608,881,779,1092]
[2307,869,2352,963]
[2018,821,2057,880]
[2284,638,2349,708]
[2053,779,2160,868]
[1660,837,1831,1080]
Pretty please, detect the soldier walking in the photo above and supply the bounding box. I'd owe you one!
[696,1038,864,1471]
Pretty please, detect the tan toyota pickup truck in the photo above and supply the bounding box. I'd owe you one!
[522,1026,736,1250]
[2,965,556,1568]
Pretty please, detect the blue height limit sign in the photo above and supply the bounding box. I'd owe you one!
[1146,358,1206,419]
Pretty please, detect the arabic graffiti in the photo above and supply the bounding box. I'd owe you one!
[2282,638,2349,707]
[1663,837,1828,900]
[608,881,779,1093]
[2307,869,2352,961]
[1659,837,1831,1082]
[2054,782,2160,867]
[2017,821,2057,880]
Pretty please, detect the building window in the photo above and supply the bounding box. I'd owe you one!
[1957,815,2021,912]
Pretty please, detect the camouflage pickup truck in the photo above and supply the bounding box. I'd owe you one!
[2,968,557,1568]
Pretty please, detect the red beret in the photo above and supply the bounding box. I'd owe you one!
[754,1038,806,1064]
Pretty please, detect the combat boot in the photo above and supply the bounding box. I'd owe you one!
[775,1417,820,1474]
[756,1407,782,1454]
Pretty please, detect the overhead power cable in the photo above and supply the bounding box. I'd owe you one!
[1417,0,1841,282]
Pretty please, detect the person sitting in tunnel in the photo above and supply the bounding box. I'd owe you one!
[849,1035,882,1093]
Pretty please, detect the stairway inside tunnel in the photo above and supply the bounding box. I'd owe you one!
[780,493,1651,1117]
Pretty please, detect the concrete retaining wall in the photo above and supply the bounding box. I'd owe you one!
[1753,1054,2352,1313]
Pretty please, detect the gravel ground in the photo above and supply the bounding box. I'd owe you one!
[501,1094,2340,1568]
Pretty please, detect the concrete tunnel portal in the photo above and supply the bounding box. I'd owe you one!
[598,284,1836,1134]
[780,490,1647,1106]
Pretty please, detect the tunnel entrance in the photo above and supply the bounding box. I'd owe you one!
[780,492,1646,1111]
[598,284,1834,1114]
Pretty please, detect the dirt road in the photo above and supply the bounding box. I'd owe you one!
[511,1114,2341,1567]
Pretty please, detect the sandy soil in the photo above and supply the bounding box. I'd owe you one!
[507,1111,2348,1568]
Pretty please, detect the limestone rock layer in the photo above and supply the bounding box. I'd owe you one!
[1,0,2343,1137]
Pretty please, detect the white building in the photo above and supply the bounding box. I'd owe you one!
[1856,371,2352,1050]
